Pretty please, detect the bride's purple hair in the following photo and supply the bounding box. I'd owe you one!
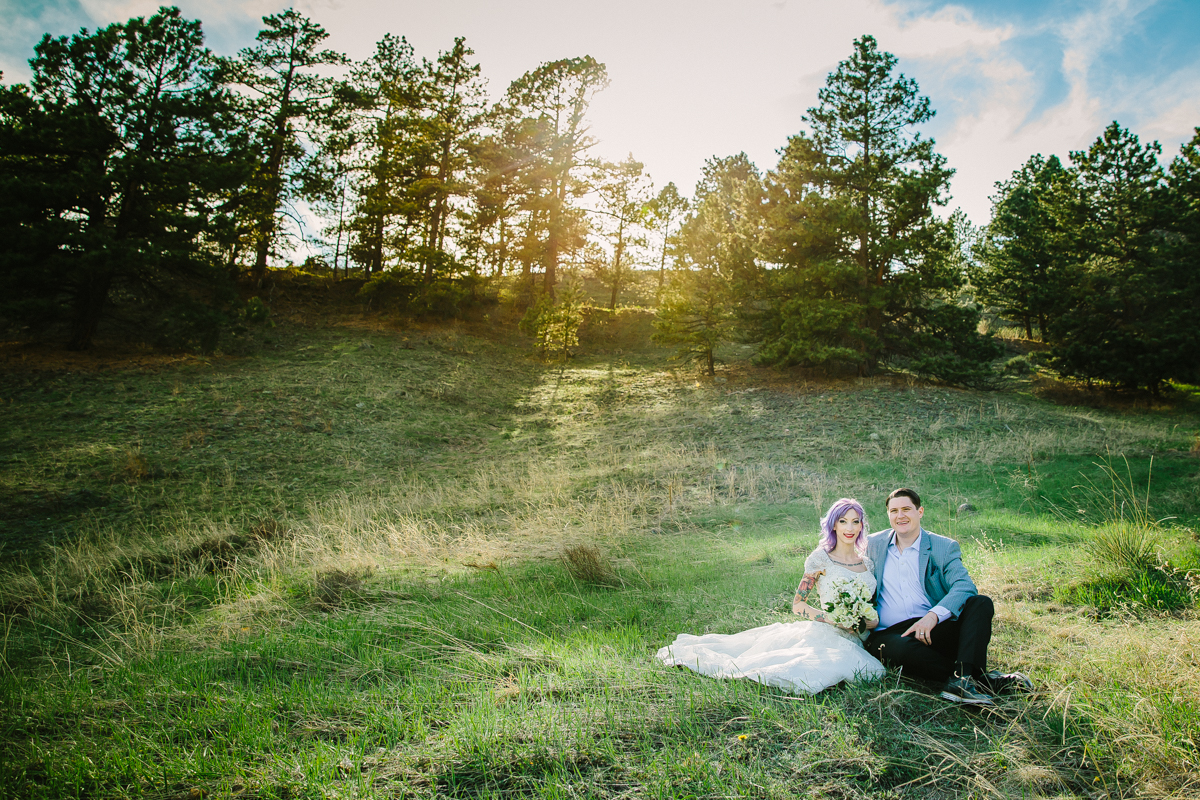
[819,497,868,555]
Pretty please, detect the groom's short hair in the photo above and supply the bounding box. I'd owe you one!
[886,487,922,509]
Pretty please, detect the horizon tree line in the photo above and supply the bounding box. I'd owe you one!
[1,8,1196,391]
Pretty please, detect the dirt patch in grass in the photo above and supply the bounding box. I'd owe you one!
[0,340,226,374]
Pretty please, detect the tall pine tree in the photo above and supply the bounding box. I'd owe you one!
[656,155,760,375]
[224,10,348,280]
[342,33,424,275]
[592,156,651,310]
[498,57,609,296]
[759,35,997,381]
[974,154,1073,340]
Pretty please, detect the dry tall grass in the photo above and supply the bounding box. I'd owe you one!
[994,599,1200,797]
[2,440,831,658]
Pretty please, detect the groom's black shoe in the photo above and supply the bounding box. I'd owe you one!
[981,670,1034,695]
[940,675,996,706]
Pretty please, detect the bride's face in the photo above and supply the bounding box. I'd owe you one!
[834,512,862,546]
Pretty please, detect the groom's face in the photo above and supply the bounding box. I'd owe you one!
[886,496,923,536]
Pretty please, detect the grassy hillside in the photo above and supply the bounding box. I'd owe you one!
[1,312,1198,799]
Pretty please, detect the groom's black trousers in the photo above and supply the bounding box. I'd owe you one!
[864,595,994,682]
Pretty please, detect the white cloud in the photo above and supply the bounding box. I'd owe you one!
[1057,0,1158,81]
[889,3,1014,59]
[888,0,1200,220]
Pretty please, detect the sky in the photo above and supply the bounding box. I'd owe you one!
[3,0,1199,225]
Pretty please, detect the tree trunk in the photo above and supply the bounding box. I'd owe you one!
[496,217,508,277]
[544,200,559,298]
[658,238,668,291]
[609,218,626,310]
[251,88,294,282]
[253,231,272,284]
[67,268,115,351]
[424,143,454,283]
[333,179,346,278]
[369,215,384,274]
[609,248,623,311]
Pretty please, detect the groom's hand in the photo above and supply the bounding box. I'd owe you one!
[901,611,939,644]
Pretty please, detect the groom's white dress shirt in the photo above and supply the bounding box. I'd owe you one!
[877,531,951,629]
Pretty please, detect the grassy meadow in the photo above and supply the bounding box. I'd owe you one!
[2,308,1199,799]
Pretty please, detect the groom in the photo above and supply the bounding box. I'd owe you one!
[864,488,1029,705]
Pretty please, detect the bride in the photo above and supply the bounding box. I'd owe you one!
[656,498,885,694]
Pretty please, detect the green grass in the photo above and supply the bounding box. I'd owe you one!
[5,528,1198,798]
[2,316,1199,798]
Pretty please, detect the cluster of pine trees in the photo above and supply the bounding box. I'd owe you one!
[655,36,1000,386]
[0,7,674,350]
[2,9,1196,392]
[972,124,1200,391]
[653,37,1200,391]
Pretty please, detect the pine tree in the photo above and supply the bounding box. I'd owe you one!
[499,57,609,296]
[521,276,589,360]
[342,33,424,275]
[224,10,348,281]
[1161,128,1200,386]
[647,182,689,293]
[1051,123,1196,390]
[760,35,996,381]
[654,266,737,376]
[0,7,242,350]
[974,154,1073,340]
[655,155,759,375]
[467,118,541,278]
[592,156,652,309]
[415,38,487,283]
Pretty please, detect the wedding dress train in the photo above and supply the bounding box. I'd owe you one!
[656,550,885,695]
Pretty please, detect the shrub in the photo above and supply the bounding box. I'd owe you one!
[313,568,371,610]
[358,270,419,312]
[242,296,270,323]
[1064,455,1200,611]
[409,279,473,318]
[151,301,225,354]
[519,280,588,359]
[562,544,621,587]
[1004,355,1034,375]
[1087,520,1158,574]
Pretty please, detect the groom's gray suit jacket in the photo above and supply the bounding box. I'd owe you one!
[867,528,978,620]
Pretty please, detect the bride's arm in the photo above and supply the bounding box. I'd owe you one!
[792,571,841,627]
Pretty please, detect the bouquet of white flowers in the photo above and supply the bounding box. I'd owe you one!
[822,576,876,632]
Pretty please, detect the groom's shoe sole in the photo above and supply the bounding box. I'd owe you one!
[940,677,997,706]
[939,689,996,706]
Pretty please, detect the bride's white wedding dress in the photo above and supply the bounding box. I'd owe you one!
[656,549,885,695]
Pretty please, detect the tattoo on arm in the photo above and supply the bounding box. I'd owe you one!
[794,570,823,610]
